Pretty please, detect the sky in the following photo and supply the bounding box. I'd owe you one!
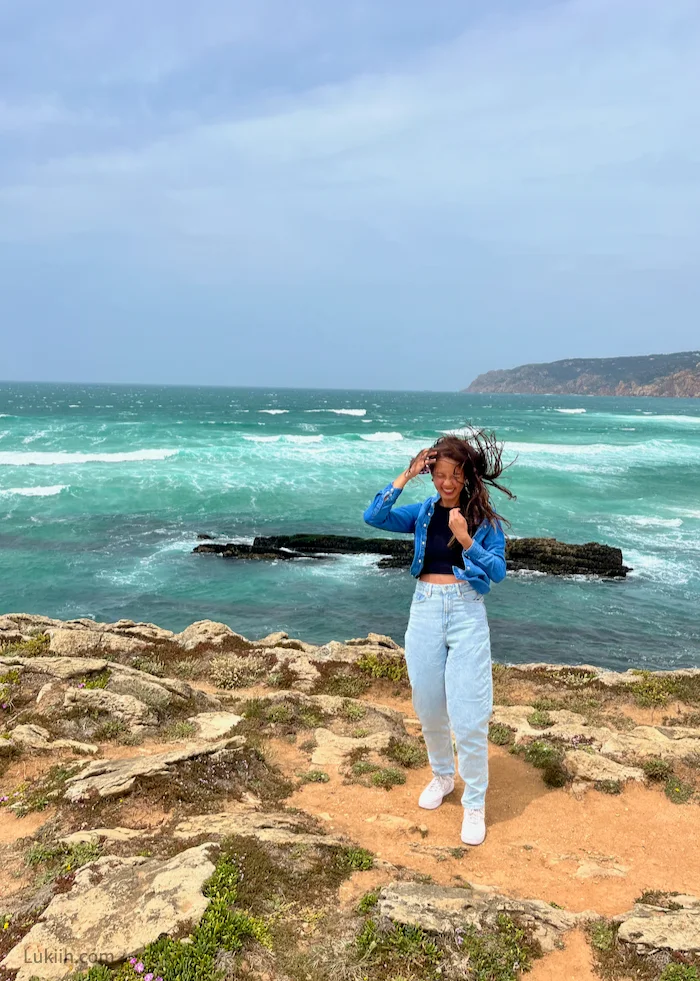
[1,0,699,391]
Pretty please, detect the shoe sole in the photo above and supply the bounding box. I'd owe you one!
[461,831,486,846]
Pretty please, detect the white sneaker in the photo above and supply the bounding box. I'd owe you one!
[418,774,455,810]
[461,806,486,846]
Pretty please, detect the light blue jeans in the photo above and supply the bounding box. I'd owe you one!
[404,580,493,808]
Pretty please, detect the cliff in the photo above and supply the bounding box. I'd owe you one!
[1,614,700,981]
[465,350,700,397]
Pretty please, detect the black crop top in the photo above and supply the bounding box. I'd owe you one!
[422,504,466,575]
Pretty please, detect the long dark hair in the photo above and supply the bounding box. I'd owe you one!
[413,427,515,539]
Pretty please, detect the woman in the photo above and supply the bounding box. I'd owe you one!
[363,430,514,846]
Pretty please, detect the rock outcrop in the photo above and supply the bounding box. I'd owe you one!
[194,534,632,577]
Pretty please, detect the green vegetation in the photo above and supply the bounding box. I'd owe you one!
[370,767,406,790]
[0,633,50,657]
[458,914,539,981]
[341,699,367,721]
[516,740,568,788]
[318,673,370,698]
[357,652,408,684]
[81,671,111,690]
[589,920,616,952]
[337,847,374,872]
[642,757,674,781]
[11,764,78,817]
[298,770,330,784]
[162,720,198,740]
[384,737,428,769]
[659,966,700,981]
[636,890,683,910]
[356,919,442,975]
[527,710,553,729]
[488,723,515,746]
[131,657,166,678]
[357,889,380,914]
[594,780,623,795]
[93,719,128,741]
[665,777,695,804]
[25,840,100,885]
[628,671,700,709]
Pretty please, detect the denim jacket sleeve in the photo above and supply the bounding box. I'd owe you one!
[363,482,421,534]
[462,521,507,583]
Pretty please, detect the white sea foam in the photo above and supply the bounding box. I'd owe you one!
[0,485,67,497]
[555,408,587,414]
[242,434,323,444]
[259,409,289,415]
[627,515,683,529]
[0,449,178,466]
[359,432,404,442]
[305,408,367,416]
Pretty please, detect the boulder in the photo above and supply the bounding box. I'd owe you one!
[378,882,593,953]
[174,803,346,849]
[0,844,215,981]
[186,711,243,740]
[618,902,700,953]
[63,737,245,801]
[601,726,700,761]
[64,688,157,730]
[8,723,98,756]
[565,750,645,784]
[173,620,247,651]
[311,727,393,766]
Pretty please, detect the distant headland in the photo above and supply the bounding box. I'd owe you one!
[464,350,700,397]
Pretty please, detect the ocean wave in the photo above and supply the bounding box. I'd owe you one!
[259,409,289,415]
[0,449,178,466]
[359,432,404,442]
[627,515,683,529]
[0,485,67,497]
[555,408,587,414]
[507,438,697,463]
[242,434,324,444]
[305,408,367,416]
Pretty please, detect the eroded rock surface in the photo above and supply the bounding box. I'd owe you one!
[0,844,216,981]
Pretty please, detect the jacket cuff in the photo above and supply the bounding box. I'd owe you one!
[464,540,489,564]
[381,482,402,502]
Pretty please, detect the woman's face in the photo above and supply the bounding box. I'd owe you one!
[431,455,464,505]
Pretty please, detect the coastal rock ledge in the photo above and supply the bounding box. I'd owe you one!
[2,612,700,981]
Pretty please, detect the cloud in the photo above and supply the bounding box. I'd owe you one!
[0,0,699,369]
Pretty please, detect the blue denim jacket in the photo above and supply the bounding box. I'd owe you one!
[363,482,506,594]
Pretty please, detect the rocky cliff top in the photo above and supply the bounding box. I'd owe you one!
[1,613,699,981]
[465,350,700,397]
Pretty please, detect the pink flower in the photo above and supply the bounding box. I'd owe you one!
[144,974,154,981]
[134,963,144,973]
[78,683,86,689]
[129,958,137,966]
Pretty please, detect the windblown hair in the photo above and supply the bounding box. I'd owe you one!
[411,427,515,537]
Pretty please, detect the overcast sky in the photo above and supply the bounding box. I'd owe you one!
[1,0,699,391]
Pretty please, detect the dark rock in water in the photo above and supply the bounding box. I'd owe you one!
[193,542,323,561]
[255,534,412,557]
[194,534,630,577]
[507,538,632,578]
[196,533,215,540]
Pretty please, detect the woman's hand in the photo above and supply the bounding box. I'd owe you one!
[392,448,437,489]
[405,448,437,481]
[449,509,473,549]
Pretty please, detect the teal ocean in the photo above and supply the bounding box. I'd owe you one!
[1,383,699,671]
